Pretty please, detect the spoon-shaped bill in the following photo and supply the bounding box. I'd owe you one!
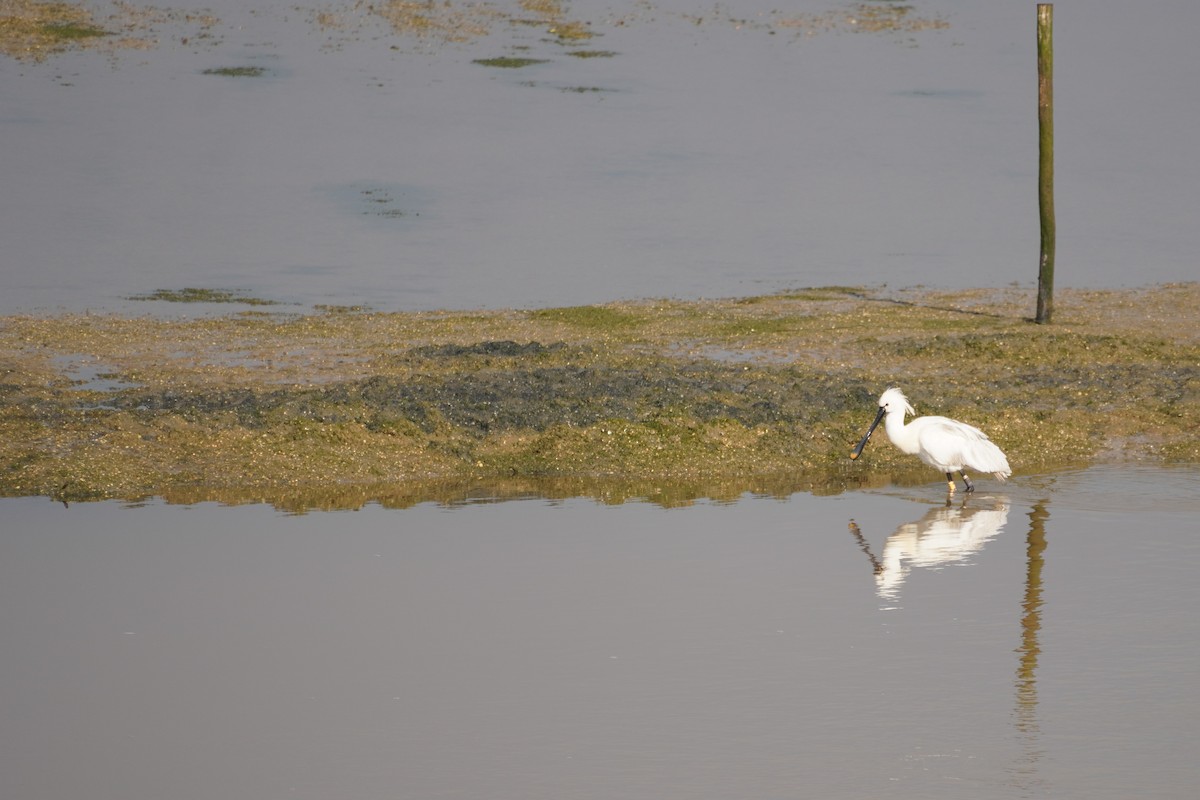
[849,405,886,460]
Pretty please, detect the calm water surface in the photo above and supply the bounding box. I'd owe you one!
[4,3,1199,794]
[2,464,1198,799]
[3,0,1199,314]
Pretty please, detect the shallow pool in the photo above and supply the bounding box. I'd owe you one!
[4,0,1200,314]
[2,464,1197,799]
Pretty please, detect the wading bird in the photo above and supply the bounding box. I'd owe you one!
[849,387,1011,493]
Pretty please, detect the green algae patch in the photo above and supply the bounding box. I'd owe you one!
[128,287,280,305]
[40,20,107,40]
[473,56,548,68]
[2,284,1198,507]
[202,66,267,77]
[529,304,645,331]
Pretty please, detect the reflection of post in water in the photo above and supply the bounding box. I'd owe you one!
[1006,499,1050,793]
[847,497,1010,601]
[1016,501,1049,734]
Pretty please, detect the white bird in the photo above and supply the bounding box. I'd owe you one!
[849,387,1011,493]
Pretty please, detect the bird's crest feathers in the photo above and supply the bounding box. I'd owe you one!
[879,387,916,418]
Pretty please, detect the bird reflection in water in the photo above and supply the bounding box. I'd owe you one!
[849,497,1010,602]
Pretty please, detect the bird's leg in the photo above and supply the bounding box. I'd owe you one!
[959,471,976,493]
[945,472,956,494]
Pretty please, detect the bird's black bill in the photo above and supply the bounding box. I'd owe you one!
[849,405,886,460]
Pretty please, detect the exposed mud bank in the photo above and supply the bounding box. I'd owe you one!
[2,284,1198,507]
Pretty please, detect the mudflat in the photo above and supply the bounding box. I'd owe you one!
[2,284,1197,506]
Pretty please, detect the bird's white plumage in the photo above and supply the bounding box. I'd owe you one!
[878,387,1010,479]
[858,387,1011,491]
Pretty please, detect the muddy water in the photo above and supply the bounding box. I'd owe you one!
[3,0,1200,315]
[2,464,1198,799]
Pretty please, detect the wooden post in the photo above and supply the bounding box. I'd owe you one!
[1035,4,1055,323]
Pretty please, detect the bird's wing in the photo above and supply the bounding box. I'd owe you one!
[915,418,983,463]
[918,418,1010,477]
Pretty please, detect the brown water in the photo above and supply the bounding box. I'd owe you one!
[3,0,1200,315]
[2,464,1198,799]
